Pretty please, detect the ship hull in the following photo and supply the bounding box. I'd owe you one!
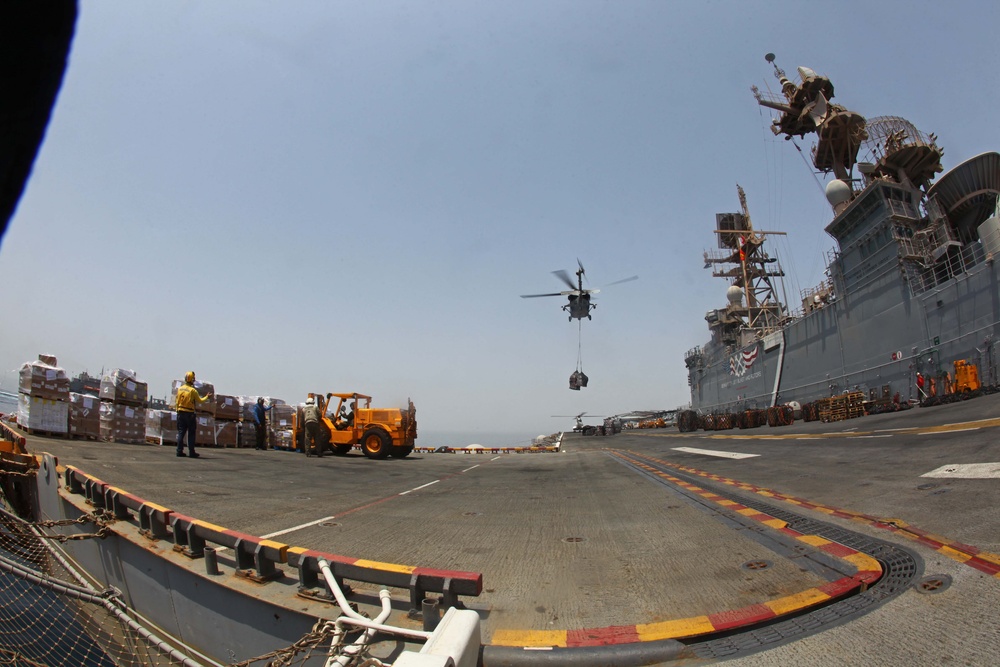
[689,249,1000,413]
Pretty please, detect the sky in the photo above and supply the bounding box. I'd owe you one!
[3,0,1000,444]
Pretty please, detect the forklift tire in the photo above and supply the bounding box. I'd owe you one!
[361,428,391,459]
[390,445,414,458]
[332,443,353,455]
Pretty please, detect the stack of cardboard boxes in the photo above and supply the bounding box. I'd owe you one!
[69,393,100,439]
[270,402,296,450]
[99,369,148,444]
[213,394,240,447]
[17,355,70,434]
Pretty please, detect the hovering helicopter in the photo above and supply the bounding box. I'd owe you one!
[521,260,637,321]
[552,412,605,432]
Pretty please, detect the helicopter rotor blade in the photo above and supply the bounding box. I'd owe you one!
[603,275,639,288]
[552,269,577,290]
[521,292,563,298]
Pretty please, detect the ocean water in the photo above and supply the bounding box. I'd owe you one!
[0,393,17,417]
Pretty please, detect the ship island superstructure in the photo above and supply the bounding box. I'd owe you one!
[685,55,1000,413]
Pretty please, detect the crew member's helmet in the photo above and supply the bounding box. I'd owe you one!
[306,398,314,405]
[257,397,265,405]
[184,371,195,383]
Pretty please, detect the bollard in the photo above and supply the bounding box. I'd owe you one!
[422,597,441,632]
[204,547,221,576]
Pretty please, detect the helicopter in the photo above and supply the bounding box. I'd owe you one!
[521,260,637,321]
[552,412,605,432]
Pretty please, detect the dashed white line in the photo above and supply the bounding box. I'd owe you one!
[399,480,441,495]
[462,465,480,473]
[918,427,980,435]
[671,447,759,459]
[261,515,337,540]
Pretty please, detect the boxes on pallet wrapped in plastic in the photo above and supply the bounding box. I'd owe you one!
[145,409,179,444]
[68,393,100,439]
[153,410,179,444]
[215,420,238,447]
[17,394,69,433]
[100,369,148,405]
[270,428,295,450]
[213,394,240,421]
[195,415,215,446]
[271,403,295,430]
[99,401,146,444]
[19,356,70,401]
[171,380,215,416]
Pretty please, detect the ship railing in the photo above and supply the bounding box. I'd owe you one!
[902,233,986,296]
[61,465,483,614]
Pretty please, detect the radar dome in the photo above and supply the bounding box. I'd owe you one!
[727,285,743,305]
[825,179,852,206]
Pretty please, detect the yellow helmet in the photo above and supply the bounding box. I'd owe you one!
[184,371,195,383]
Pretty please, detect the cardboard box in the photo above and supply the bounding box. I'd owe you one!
[19,357,70,401]
[145,409,175,444]
[99,401,146,444]
[215,420,238,447]
[100,369,148,405]
[213,394,240,421]
[271,403,295,430]
[196,415,215,446]
[17,394,69,433]
[69,393,100,439]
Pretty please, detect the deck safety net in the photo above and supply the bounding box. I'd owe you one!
[0,472,197,667]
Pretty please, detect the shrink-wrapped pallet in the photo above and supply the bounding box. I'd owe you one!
[213,394,240,421]
[17,394,69,434]
[68,393,100,439]
[99,401,146,444]
[19,356,70,401]
[215,420,238,447]
[100,369,148,405]
[195,415,216,446]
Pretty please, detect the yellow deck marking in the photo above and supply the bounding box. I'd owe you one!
[353,559,414,574]
[636,616,715,640]
[491,629,567,647]
[765,588,831,616]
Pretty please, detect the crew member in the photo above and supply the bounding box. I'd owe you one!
[251,397,271,450]
[335,400,356,430]
[176,371,212,458]
[303,397,323,457]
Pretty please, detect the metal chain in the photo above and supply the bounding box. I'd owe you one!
[230,619,339,667]
[23,509,117,542]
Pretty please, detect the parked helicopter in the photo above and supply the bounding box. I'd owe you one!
[521,260,637,321]
[552,412,605,432]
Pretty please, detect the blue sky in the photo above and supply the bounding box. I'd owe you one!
[3,1,999,443]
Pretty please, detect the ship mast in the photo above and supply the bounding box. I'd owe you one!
[704,186,786,343]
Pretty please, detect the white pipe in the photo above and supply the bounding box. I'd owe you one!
[317,558,433,667]
[317,558,369,623]
[329,589,394,667]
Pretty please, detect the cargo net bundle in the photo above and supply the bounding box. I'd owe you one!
[0,488,195,667]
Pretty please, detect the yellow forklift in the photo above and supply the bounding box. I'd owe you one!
[295,392,417,459]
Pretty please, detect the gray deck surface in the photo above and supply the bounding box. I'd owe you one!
[20,393,1000,665]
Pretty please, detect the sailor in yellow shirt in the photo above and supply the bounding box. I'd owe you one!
[176,371,213,458]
